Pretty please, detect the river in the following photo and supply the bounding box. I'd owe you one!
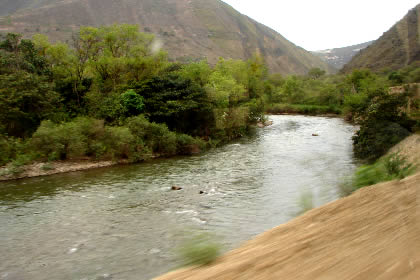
[0,115,357,280]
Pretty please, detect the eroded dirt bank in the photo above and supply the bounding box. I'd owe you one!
[0,160,116,181]
[155,172,420,280]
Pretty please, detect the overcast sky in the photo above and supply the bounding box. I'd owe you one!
[222,0,419,51]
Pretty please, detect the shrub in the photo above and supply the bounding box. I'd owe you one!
[127,115,181,156]
[176,134,206,155]
[383,152,415,179]
[353,121,410,161]
[352,87,416,161]
[126,115,150,139]
[103,126,137,161]
[178,233,221,266]
[0,135,22,166]
[120,89,144,117]
[30,118,104,160]
[348,152,416,193]
[143,122,177,156]
[246,99,265,122]
[6,153,34,175]
[30,120,67,160]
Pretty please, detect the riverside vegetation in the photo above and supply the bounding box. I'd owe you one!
[0,24,268,172]
[0,24,419,179]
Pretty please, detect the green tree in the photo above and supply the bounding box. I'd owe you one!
[353,88,414,161]
[308,67,326,79]
[281,76,304,103]
[205,71,246,107]
[0,73,61,137]
[135,72,212,135]
[120,89,144,117]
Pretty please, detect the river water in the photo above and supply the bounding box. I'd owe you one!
[0,115,357,280]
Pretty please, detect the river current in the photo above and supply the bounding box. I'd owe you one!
[0,115,357,280]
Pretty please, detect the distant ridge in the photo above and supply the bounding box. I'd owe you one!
[342,4,420,73]
[0,0,333,75]
[312,41,373,70]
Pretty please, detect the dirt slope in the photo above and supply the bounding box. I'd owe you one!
[388,134,420,167]
[155,171,420,280]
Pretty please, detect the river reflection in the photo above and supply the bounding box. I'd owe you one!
[0,115,357,280]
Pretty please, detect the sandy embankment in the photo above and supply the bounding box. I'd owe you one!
[0,160,117,181]
[155,173,420,280]
[154,134,420,280]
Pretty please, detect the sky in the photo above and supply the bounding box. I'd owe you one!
[222,0,419,51]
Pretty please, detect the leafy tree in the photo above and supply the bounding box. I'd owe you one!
[0,73,61,137]
[120,89,144,117]
[281,76,304,103]
[388,71,403,85]
[135,73,212,135]
[178,60,212,87]
[0,34,61,137]
[353,88,414,161]
[308,67,326,79]
[36,37,91,113]
[246,54,268,99]
[1,33,50,75]
[205,71,246,107]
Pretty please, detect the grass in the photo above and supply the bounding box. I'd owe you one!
[265,103,342,115]
[340,152,416,195]
[178,233,222,266]
[296,191,314,215]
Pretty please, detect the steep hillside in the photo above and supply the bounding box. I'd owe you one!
[0,0,59,16]
[312,41,373,69]
[0,0,332,75]
[342,4,420,73]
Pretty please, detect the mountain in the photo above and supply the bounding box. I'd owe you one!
[342,4,420,73]
[0,0,333,75]
[311,41,374,70]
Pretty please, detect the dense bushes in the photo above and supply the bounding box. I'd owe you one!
[0,136,21,166]
[353,121,411,161]
[0,116,207,168]
[351,86,415,161]
[27,116,205,164]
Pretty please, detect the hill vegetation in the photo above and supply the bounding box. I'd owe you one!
[342,4,420,72]
[0,0,332,75]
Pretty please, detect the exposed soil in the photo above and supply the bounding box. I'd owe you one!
[388,134,420,167]
[0,160,117,181]
[155,173,420,280]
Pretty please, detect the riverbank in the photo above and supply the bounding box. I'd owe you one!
[154,134,420,280]
[265,103,342,116]
[0,122,275,182]
[0,160,118,181]
[155,172,420,280]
